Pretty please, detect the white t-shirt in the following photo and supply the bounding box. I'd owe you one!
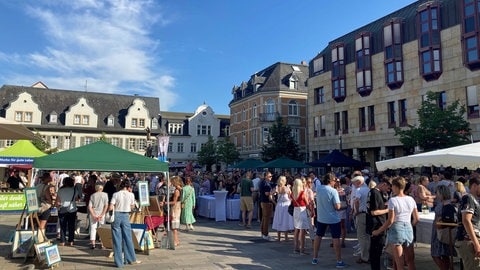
[110,189,135,212]
[388,195,416,223]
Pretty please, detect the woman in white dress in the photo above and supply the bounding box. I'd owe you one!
[272,176,294,241]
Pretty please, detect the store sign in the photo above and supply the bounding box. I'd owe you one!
[0,157,34,164]
[0,193,26,211]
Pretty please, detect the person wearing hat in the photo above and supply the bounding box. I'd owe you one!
[352,174,371,264]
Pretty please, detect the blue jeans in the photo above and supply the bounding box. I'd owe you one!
[111,212,136,268]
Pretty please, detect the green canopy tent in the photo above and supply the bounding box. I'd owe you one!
[0,140,46,166]
[232,158,265,169]
[257,157,311,169]
[33,140,168,172]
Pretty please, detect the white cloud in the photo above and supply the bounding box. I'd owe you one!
[2,0,177,110]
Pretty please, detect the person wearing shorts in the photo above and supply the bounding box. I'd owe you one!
[312,172,346,269]
[239,171,254,228]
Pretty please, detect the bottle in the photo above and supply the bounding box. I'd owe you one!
[422,203,429,214]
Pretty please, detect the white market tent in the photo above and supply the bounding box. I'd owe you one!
[376,142,480,171]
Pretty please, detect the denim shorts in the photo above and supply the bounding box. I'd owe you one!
[386,221,414,246]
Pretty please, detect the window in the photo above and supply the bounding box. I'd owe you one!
[50,136,58,149]
[108,116,115,126]
[169,123,183,135]
[356,33,373,96]
[82,115,89,125]
[314,87,325,105]
[313,56,324,74]
[314,116,319,137]
[288,100,298,116]
[151,118,158,129]
[138,139,146,151]
[197,125,211,135]
[110,137,120,147]
[64,136,71,149]
[128,138,136,149]
[49,114,57,124]
[139,119,145,128]
[359,107,366,132]
[263,127,269,145]
[74,115,81,125]
[264,99,276,121]
[5,140,14,147]
[462,0,480,69]
[342,110,349,134]
[242,132,246,149]
[320,115,326,136]
[438,91,447,110]
[384,20,404,89]
[331,44,346,102]
[418,4,442,80]
[252,129,257,147]
[252,103,257,118]
[14,111,33,122]
[191,143,197,153]
[467,85,480,118]
[131,119,137,128]
[168,142,173,153]
[334,112,341,135]
[388,101,396,128]
[399,99,408,126]
[368,105,375,130]
[242,107,246,121]
[177,143,184,153]
[84,136,94,145]
[289,77,298,90]
[291,128,299,144]
[15,112,22,122]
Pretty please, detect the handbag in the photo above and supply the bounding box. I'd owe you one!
[38,202,52,214]
[105,210,115,223]
[288,203,294,216]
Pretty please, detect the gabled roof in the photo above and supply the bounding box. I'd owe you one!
[0,85,161,132]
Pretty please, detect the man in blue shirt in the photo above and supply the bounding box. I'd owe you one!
[311,172,346,268]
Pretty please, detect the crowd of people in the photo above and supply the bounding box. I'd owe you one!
[19,166,480,269]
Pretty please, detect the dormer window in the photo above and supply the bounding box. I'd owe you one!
[289,77,298,90]
[107,115,115,127]
[49,112,57,124]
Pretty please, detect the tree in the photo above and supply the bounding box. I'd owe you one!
[196,135,217,171]
[31,130,55,153]
[395,91,471,152]
[261,117,302,161]
[217,136,240,167]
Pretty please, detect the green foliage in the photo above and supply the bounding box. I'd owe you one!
[196,135,217,171]
[216,136,240,166]
[99,132,108,142]
[31,130,50,152]
[261,117,302,161]
[395,91,471,152]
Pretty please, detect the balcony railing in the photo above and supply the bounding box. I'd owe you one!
[259,112,280,122]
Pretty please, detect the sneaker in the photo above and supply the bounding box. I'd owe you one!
[262,235,269,240]
[311,258,318,265]
[353,243,360,249]
[336,261,346,268]
[353,251,361,256]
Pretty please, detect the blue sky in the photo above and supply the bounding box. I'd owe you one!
[0,0,416,115]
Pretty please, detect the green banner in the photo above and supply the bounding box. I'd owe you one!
[0,193,26,211]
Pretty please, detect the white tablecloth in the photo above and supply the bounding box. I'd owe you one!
[198,195,215,218]
[226,199,240,220]
[416,211,435,244]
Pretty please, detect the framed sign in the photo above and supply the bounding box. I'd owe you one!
[45,244,61,266]
[138,181,150,207]
[24,188,39,213]
[11,230,36,258]
[34,241,51,262]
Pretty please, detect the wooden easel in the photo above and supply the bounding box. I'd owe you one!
[14,204,42,263]
[130,206,153,254]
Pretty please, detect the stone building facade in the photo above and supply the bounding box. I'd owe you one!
[307,0,480,169]
[229,62,309,160]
